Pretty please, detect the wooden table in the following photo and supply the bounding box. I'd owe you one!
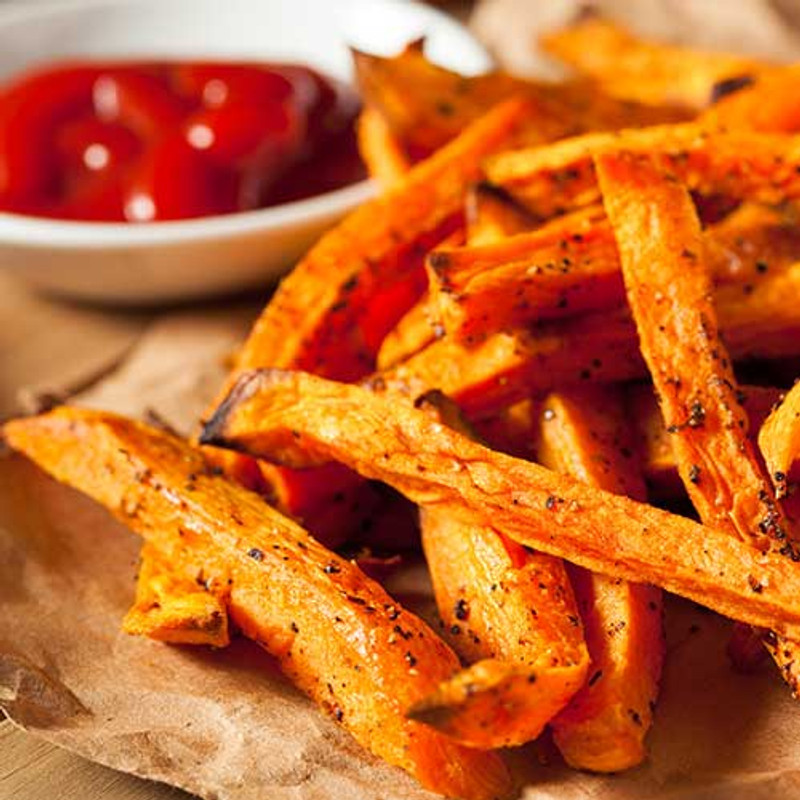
[0,719,187,800]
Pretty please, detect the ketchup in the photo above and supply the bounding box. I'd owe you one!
[0,60,365,222]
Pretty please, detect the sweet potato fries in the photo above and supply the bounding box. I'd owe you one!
[8,24,800,800]
[4,409,510,800]
[200,369,800,638]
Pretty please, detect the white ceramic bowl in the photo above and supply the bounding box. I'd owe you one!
[0,0,490,304]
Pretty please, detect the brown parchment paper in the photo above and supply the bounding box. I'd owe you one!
[6,2,800,798]
[4,277,800,800]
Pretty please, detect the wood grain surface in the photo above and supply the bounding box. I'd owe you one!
[0,718,188,800]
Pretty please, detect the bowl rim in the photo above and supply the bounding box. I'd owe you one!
[0,0,488,247]
[0,180,376,247]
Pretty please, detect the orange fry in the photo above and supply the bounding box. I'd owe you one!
[537,388,663,773]
[486,125,800,219]
[412,511,589,748]
[408,653,587,749]
[596,150,790,551]
[409,393,588,749]
[4,410,511,800]
[429,203,800,342]
[202,370,800,638]
[381,261,800,420]
[596,149,799,692]
[357,107,411,188]
[540,17,764,109]
[123,543,230,648]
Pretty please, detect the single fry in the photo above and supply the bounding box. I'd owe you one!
[540,17,764,109]
[596,150,789,550]
[466,181,538,245]
[202,370,800,637]
[413,511,590,748]
[353,45,684,155]
[4,409,511,800]
[536,387,663,773]
[596,149,799,692]
[408,655,587,749]
[486,125,800,219]
[357,107,411,188]
[123,543,230,648]
[380,262,800,420]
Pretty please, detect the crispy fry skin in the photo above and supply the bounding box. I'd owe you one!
[486,125,800,219]
[596,151,790,552]
[429,207,616,340]
[380,262,800,420]
[4,410,511,800]
[466,181,538,245]
[701,66,800,133]
[540,18,764,109]
[596,150,800,693]
[759,382,800,493]
[357,108,411,188]
[429,203,800,341]
[353,45,687,154]
[630,384,783,498]
[759,382,800,519]
[413,510,590,748]
[376,295,440,371]
[353,47,532,154]
[202,370,800,637]
[123,543,230,647]
[536,388,663,772]
[408,393,589,749]
[376,226,464,371]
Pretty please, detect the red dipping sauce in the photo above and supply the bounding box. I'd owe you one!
[0,60,365,222]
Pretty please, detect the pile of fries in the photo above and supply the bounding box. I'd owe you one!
[9,19,800,800]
